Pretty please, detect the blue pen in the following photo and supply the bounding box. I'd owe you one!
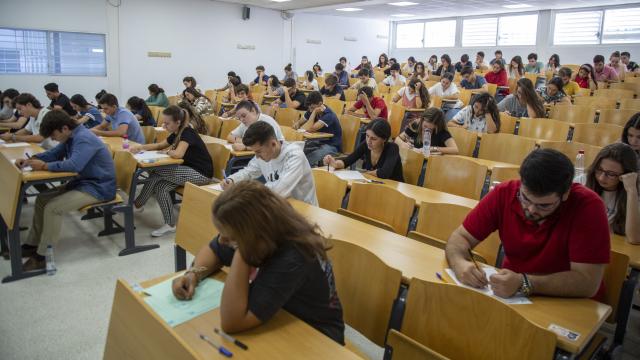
[222,169,228,181]
[199,334,233,357]
[436,272,445,282]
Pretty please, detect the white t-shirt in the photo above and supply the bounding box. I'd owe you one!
[601,187,640,225]
[303,79,319,91]
[383,75,407,86]
[397,87,416,102]
[428,82,463,108]
[229,113,285,142]
[452,105,489,133]
[25,108,58,149]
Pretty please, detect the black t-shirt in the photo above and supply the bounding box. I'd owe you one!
[280,91,307,111]
[134,107,156,126]
[209,236,345,345]
[50,93,77,116]
[404,124,452,149]
[343,141,404,181]
[434,64,455,76]
[320,86,346,101]
[167,127,213,178]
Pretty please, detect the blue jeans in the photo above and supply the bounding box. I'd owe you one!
[307,144,338,167]
[444,108,461,121]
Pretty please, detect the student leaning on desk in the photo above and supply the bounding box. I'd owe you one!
[171,181,345,344]
[11,110,116,271]
[0,93,57,149]
[446,149,610,300]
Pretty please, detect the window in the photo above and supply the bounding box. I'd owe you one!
[553,11,602,45]
[396,23,424,48]
[602,7,640,44]
[498,14,538,46]
[424,20,456,47]
[0,27,106,76]
[462,18,497,47]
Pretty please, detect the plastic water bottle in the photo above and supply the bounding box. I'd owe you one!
[422,128,432,156]
[122,134,129,150]
[575,150,585,185]
[45,245,56,276]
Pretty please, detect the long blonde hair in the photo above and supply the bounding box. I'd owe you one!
[162,105,190,149]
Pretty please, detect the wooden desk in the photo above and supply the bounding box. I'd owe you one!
[104,272,359,360]
[199,135,254,174]
[302,131,334,140]
[611,234,640,270]
[447,155,519,170]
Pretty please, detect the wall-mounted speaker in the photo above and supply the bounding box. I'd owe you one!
[242,6,250,20]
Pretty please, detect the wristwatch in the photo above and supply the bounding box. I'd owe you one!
[184,266,208,284]
[519,273,533,297]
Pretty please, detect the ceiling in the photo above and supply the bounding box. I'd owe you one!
[215,0,638,20]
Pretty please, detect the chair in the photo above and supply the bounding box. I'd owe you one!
[574,88,591,97]
[573,96,618,110]
[486,83,497,97]
[324,98,345,116]
[572,123,624,147]
[423,156,488,200]
[388,103,406,139]
[459,89,472,107]
[499,112,518,134]
[280,126,303,142]
[524,73,539,84]
[490,166,520,184]
[430,95,443,109]
[148,106,165,125]
[377,83,391,94]
[478,133,537,165]
[374,71,385,83]
[517,118,572,141]
[594,88,635,101]
[204,90,216,103]
[344,89,358,102]
[618,98,640,111]
[597,109,638,127]
[447,127,478,157]
[348,77,358,87]
[218,119,240,140]
[399,147,424,186]
[338,114,361,154]
[401,278,557,360]
[167,96,178,106]
[537,140,602,167]
[327,239,402,347]
[428,74,441,82]
[311,169,348,212]
[386,330,448,360]
[610,82,640,98]
[339,182,415,235]
[205,142,231,181]
[274,108,300,127]
[549,105,596,123]
[203,115,222,137]
[141,126,156,144]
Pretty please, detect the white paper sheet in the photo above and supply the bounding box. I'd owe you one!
[445,267,532,305]
[332,170,368,182]
[133,151,170,161]
[1,142,30,148]
[223,144,233,150]
[206,183,223,191]
[0,139,5,144]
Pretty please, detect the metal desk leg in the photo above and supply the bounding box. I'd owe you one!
[117,168,159,256]
[613,268,639,348]
[174,245,187,272]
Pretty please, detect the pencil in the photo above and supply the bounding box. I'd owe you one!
[468,249,481,271]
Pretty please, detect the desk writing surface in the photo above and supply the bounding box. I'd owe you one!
[99,136,141,150]
[0,144,78,182]
[447,155,520,170]
[302,131,334,140]
[611,234,640,270]
[199,135,255,157]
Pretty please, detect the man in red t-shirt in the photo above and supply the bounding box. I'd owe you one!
[446,149,610,300]
[347,86,388,120]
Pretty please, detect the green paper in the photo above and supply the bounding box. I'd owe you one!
[143,276,224,327]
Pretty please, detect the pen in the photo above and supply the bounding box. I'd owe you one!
[141,291,152,297]
[25,152,32,159]
[199,334,233,357]
[222,169,228,181]
[215,328,249,350]
[435,272,444,282]
[468,249,481,271]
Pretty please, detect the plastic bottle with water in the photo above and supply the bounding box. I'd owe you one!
[122,134,129,150]
[574,150,586,185]
[422,127,432,156]
[45,245,56,276]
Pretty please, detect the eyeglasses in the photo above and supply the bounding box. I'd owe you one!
[595,168,622,179]
[517,189,561,211]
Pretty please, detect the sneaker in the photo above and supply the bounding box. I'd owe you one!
[151,224,176,237]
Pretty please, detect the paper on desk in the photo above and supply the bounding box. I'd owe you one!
[133,151,170,161]
[223,144,233,150]
[332,170,367,182]
[0,139,5,144]
[296,128,307,133]
[445,267,532,305]
[143,276,225,327]
[1,142,30,148]
[154,127,165,131]
[207,183,223,191]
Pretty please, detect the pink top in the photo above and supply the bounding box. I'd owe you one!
[594,65,618,81]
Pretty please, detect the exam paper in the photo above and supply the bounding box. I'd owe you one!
[143,276,225,327]
[332,170,368,182]
[445,267,532,305]
[133,151,170,161]
[1,142,30,148]
[207,183,223,191]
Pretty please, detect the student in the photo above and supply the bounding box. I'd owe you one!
[446,149,610,299]
[546,54,561,74]
[402,56,416,76]
[171,181,344,343]
[376,53,390,70]
[0,88,18,120]
[385,58,399,77]
[312,63,323,77]
[250,66,269,86]
[126,96,156,126]
[324,119,403,181]
[427,55,438,73]
[293,91,343,166]
[70,94,103,129]
[14,110,116,271]
[558,67,581,97]
[271,78,307,111]
[44,83,77,116]
[593,55,619,83]
[475,51,489,71]
[351,69,378,90]
[454,54,472,73]
[183,87,214,116]
[382,63,407,86]
[92,93,146,144]
[131,106,213,236]
[182,76,201,92]
[428,72,462,120]
[222,121,318,205]
[412,62,428,82]
[220,84,254,119]
[609,51,626,81]
[392,78,429,109]
[362,62,375,78]
[283,63,298,82]
[145,84,169,107]
[354,56,368,71]
[622,114,640,169]
[301,70,319,91]
[0,93,56,149]
[585,143,639,244]
[347,86,388,120]
[450,93,500,134]
[334,63,350,89]
[217,71,240,91]
[0,89,28,131]
[178,101,209,135]
[266,75,285,96]
[574,64,598,90]
[524,53,544,74]
[498,78,546,119]
[537,77,570,105]
[228,100,285,151]
[508,56,524,80]
[339,56,351,74]
[490,50,506,66]
[396,107,459,154]
[320,75,346,101]
[460,67,488,92]
[621,51,640,73]
[95,89,107,107]
[433,54,455,76]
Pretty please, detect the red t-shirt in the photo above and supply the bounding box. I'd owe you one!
[574,75,590,89]
[484,70,508,87]
[354,97,388,120]
[463,180,610,299]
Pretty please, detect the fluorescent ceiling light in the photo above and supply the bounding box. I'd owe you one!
[391,14,414,17]
[388,1,418,6]
[336,8,363,11]
[91,48,104,53]
[502,3,532,8]
[271,0,291,2]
